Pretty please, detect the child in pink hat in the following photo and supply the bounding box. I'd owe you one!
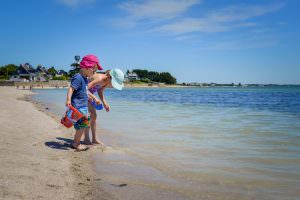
[65,54,102,151]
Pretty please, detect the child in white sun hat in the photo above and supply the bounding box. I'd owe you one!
[84,68,124,146]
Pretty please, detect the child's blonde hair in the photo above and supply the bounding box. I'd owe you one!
[103,70,112,87]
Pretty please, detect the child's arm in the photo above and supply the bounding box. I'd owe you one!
[98,87,110,112]
[88,78,98,90]
[66,87,74,106]
[88,78,101,104]
[88,91,100,104]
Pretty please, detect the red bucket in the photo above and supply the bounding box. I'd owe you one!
[68,105,84,122]
[61,115,73,128]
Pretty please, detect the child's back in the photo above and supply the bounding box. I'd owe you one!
[71,73,88,109]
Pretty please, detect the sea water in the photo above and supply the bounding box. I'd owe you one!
[32,86,300,200]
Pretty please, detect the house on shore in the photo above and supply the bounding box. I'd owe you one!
[56,70,68,77]
[125,72,139,81]
[9,63,52,82]
[9,63,37,82]
[36,65,52,81]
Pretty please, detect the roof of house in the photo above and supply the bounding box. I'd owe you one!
[36,66,48,74]
[57,70,67,74]
[127,72,139,77]
[18,63,36,74]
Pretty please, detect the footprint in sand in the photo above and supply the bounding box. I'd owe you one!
[111,183,127,187]
[93,144,112,152]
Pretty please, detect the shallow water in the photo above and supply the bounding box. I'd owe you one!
[32,86,300,200]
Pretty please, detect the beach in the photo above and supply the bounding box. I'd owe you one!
[0,87,115,200]
[1,86,300,200]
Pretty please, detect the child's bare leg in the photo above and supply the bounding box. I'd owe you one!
[83,128,92,145]
[72,129,88,151]
[91,120,103,144]
[84,103,93,145]
[90,113,103,145]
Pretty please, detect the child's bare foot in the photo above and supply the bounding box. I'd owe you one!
[92,139,104,145]
[83,139,93,145]
[72,143,89,152]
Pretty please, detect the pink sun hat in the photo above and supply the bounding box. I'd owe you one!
[79,54,103,70]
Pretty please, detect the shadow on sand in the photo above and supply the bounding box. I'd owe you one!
[44,137,74,150]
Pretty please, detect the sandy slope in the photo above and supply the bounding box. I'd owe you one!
[0,87,115,200]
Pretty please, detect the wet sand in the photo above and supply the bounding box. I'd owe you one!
[0,87,116,200]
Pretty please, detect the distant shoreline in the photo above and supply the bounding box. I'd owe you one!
[1,80,299,89]
[125,83,300,88]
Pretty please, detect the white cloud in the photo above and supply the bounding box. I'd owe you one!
[152,18,256,35]
[174,35,198,41]
[196,29,281,50]
[57,0,96,8]
[206,3,284,22]
[112,1,285,49]
[151,3,284,35]
[118,0,201,27]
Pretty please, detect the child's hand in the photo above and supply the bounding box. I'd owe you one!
[103,102,110,112]
[95,98,101,105]
[66,100,71,107]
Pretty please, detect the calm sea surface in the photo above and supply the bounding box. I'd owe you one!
[32,86,300,200]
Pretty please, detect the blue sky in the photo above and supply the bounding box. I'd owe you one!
[0,0,299,84]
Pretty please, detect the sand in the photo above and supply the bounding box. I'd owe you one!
[0,87,116,200]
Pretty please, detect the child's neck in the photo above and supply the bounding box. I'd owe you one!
[79,70,87,77]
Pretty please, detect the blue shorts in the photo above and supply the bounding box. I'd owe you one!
[73,107,90,130]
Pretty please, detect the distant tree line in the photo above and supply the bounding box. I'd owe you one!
[0,64,18,79]
[0,55,82,81]
[0,63,78,81]
[130,69,177,84]
[1,60,177,85]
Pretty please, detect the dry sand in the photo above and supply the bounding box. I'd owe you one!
[0,87,116,200]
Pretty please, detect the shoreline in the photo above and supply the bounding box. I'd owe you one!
[0,87,116,200]
[27,87,196,200]
[9,84,300,91]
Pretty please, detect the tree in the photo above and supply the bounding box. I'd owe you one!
[131,69,177,84]
[0,64,18,79]
[68,62,80,77]
[132,69,149,79]
[159,72,176,84]
[52,76,67,80]
[48,66,57,76]
[68,55,81,78]
[148,71,160,82]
